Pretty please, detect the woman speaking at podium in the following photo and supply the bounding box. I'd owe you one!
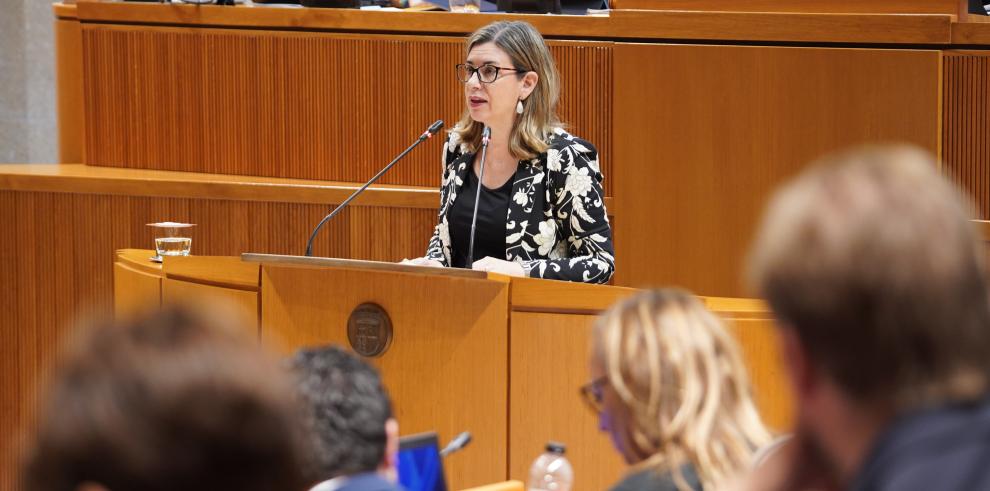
[406,21,614,284]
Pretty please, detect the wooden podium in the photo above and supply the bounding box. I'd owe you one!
[113,249,790,491]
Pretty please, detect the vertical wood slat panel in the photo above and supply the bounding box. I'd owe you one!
[56,18,86,163]
[0,189,436,490]
[943,52,990,220]
[613,44,941,297]
[81,27,614,195]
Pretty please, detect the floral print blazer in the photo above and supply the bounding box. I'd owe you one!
[425,128,615,284]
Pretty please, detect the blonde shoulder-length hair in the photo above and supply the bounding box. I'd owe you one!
[593,289,772,491]
[452,21,561,159]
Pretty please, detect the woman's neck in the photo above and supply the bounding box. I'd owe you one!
[482,120,517,168]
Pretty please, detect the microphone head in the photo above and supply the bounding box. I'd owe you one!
[455,431,472,448]
[482,127,491,138]
[439,431,472,457]
[428,120,444,135]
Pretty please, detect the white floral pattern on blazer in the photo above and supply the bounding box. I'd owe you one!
[425,128,615,284]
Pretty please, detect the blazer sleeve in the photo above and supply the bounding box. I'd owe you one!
[521,139,615,284]
[424,136,458,266]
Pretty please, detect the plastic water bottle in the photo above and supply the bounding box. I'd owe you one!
[527,442,573,491]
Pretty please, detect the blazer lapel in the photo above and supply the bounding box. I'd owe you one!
[445,152,473,210]
[437,152,474,265]
[505,158,545,261]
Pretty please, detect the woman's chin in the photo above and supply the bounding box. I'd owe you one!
[468,109,490,124]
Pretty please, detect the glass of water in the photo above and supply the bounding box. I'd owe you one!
[450,0,480,12]
[147,222,195,262]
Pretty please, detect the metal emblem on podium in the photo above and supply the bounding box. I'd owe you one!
[347,303,393,357]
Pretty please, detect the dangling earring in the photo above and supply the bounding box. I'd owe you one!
[516,99,524,114]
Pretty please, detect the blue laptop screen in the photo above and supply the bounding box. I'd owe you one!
[398,434,447,491]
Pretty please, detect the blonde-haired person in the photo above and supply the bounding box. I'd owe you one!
[585,289,772,491]
[403,21,614,284]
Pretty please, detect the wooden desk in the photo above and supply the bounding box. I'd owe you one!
[110,250,788,490]
[610,0,965,15]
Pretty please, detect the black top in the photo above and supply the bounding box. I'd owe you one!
[449,163,514,268]
[849,395,990,491]
[610,464,702,491]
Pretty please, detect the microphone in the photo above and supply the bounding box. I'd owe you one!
[304,120,444,257]
[466,126,491,268]
[439,431,472,457]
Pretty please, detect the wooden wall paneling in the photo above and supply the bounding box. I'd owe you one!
[55,14,85,163]
[79,26,614,194]
[81,27,457,181]
[95,196,437,261]
[943,52,990,220]
[0,190,11,491]
[0,191,95,490]
[553,42,614,197]
[508,311,626,491]
[612,44,941,297]
[0,191,29,491]
[72,194,114,315]
[259,265,510,489]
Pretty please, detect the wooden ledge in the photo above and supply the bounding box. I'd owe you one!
[610,0,962,16]
[510,276,637,314]
[507,276,772,317]
[610,9,952,45]
[0,164,439,208]
[165,255,261,290]
[116,248,164,276]
[116,250,265,291]
[54,3,78,20]
[75,2,602,37]
[243,253,488,279]
[952,22,990,44]
[0,164,614,211]
[73,1,952,45]
[700,296,772,319]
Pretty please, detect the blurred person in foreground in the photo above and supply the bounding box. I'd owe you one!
[586,288,773,491]
[740,146,990,491]
[291,345,402,491]
[21,304,310,491]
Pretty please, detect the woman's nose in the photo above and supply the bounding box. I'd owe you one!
[465,71,482,89]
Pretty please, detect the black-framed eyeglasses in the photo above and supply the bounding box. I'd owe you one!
[456,63,523,84]
[579,376,608,414]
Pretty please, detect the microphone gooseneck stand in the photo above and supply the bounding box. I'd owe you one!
[305,120,444,257]
[466,126,492,268]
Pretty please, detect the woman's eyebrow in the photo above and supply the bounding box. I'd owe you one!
[466,59,500,66]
